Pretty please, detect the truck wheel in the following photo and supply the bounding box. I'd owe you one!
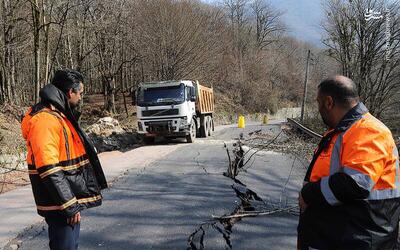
[186,119,196,143]
[200,117,207,138]
[143,136,155,145]
[207,116,213,136]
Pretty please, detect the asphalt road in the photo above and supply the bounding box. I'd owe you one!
[10,123,305,250]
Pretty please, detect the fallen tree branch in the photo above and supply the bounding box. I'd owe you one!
[0,166,28,173]
[241,130,283,169]
[0,181,29,185]
[212,205,298,220]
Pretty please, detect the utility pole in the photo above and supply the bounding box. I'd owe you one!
[300,50,310,122]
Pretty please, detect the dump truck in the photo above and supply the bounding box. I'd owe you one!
[134,80,214,143]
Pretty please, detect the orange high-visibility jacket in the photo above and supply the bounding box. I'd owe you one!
[21,84,107,218]
[298,103,400,250]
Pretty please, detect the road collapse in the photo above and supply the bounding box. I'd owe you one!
[187,181,267,250]
[187,126,308,249]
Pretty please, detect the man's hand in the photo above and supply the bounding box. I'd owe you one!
[67,212,81,226]
[298,192,308,214]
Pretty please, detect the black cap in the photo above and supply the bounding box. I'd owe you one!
[50,69,84,94]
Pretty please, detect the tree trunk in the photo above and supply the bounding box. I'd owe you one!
[0,70,4,104]
[9,50,16,104]
[66,31,74,68]
[32,0,41,103]
[106,77,116,114]
[103,76,109,111]
[43,22,50,85]
[2,0,10,103]
[41,0,50,86]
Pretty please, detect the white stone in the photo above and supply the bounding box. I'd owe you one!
[86,117,124,136]
[10,244,18,250]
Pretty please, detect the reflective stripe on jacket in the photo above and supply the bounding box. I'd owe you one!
[22,101,104,218]
[298,103,400,250]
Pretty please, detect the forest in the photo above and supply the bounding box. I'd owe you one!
[0,0,398,127]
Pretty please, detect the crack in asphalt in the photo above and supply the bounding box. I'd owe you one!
[188,134,297,249]
[5,223,46,249]
[187,180,266,250]
[194,151,209,175]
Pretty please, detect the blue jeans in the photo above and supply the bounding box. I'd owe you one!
[45,216,80,250]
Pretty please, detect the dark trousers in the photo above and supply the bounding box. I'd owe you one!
[45,216,80,250]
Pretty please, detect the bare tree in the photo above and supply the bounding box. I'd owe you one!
[133,0,223,82]
[323,0,400,117]
[87,0,138,113]
[0,0,333,122]
[224,0,251,82]
[250,0,284,50]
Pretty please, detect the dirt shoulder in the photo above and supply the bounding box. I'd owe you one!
[0,95,140,194]
[0,105,28,193]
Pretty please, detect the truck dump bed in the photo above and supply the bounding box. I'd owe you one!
[195,81,214,114]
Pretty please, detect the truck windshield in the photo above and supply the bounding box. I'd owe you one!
[137,84,185,106]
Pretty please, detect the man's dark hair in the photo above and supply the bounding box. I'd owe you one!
[318,76,359,107]
[51,69,84,94]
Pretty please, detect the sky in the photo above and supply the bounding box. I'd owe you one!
[203,0,325,46]
[268,0,324,46]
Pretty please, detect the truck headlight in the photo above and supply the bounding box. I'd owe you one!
[180,117,188,127]
[138,122,143,131]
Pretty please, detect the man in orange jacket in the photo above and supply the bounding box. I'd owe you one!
[298,75,400,249]
[21,69,107,250]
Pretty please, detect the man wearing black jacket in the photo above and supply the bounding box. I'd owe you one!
[21,69,107,250]
[297,75,400,249]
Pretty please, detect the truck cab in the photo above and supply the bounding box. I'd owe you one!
[135,80,213,143]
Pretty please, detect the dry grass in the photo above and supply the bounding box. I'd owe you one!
[0,107,28,194]
[0,170,30,193]
[81,93,138,132]
[244,124,318,169]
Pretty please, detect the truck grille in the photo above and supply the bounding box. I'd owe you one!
[144,121,173,133]
[142,109,179,117]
